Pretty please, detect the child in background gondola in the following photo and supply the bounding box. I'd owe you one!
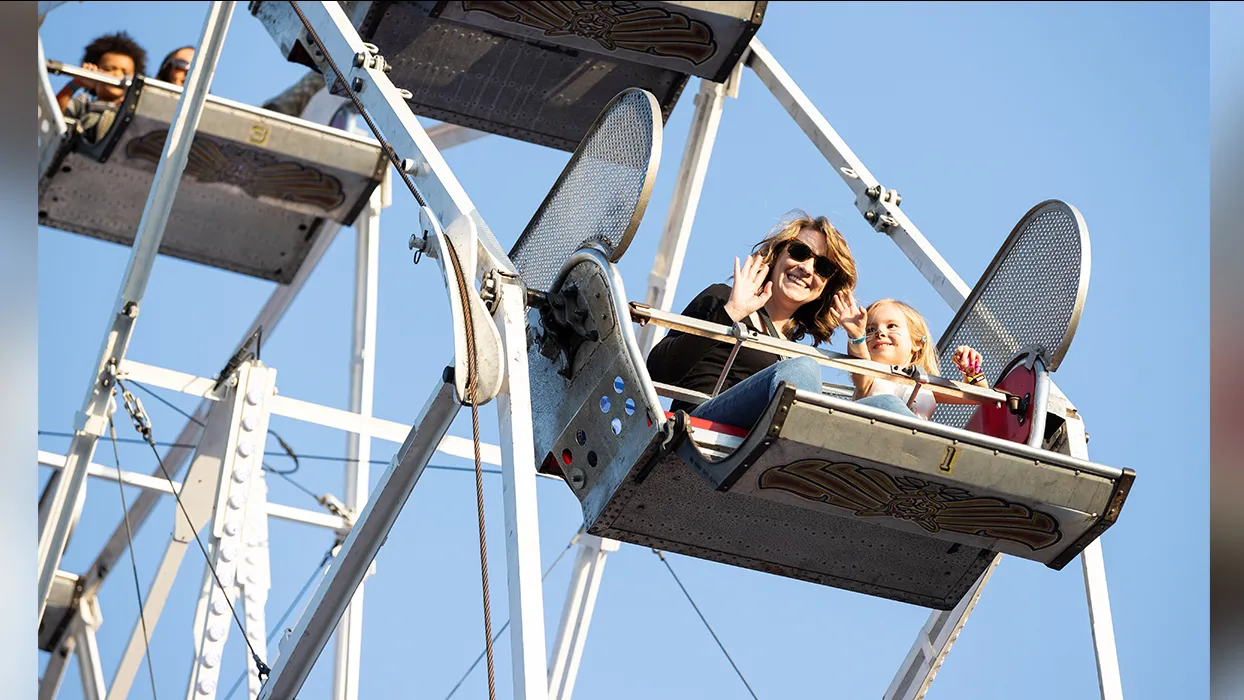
[56,31,148,143]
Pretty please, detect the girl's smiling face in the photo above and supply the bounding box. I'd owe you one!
[866,301,918,367]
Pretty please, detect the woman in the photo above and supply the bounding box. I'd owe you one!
[646,212,857,429]
[156,46,195,86]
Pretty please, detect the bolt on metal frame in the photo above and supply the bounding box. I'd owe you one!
[34,3,1127,700]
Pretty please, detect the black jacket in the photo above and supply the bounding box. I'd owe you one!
[645,284,784,414]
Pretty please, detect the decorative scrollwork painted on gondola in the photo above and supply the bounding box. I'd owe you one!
[462,1,718,66]
[124,130,346,211]
[757,460,1063,551]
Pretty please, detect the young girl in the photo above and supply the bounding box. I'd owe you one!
[830,292,986,420]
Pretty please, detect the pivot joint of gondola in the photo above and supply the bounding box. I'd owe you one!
[525,288,549,310]
[536,278,603,379]
[1008,392,1031,420]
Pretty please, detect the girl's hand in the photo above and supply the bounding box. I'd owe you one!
[952,345,983,379]
[723,254,772,321]
[831,290,867,340]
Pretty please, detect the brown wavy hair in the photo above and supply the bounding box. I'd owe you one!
[750,211,857,345]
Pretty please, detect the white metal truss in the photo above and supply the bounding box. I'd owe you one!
[637,72,737,355]
[240,470,274,700]
[39,593,106,700]
[183,361,278,700]
[332,121,387,700]
[493,278,551,699]
[106,388,241,700]
[74,597,107,700]
[547,534,619,700]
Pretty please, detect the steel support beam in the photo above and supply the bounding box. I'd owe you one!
[106,385,239,700]
[38,452,348,532]
[183,362,279,700]
[38,35,68,175]
[280,1,509,410]
[37,0,235,622]
[548,535,618,700]
[241,471,274,699]
[116,358,506,466]
[75,598,107,700]
[638,76,731,355]
[494,280,549,700]
[333,131,386,700]
[284,0,514,278]
[883,556,1001,700]
[257,378,460,700]
[39,637,74,700]
[1062,415,1125,700]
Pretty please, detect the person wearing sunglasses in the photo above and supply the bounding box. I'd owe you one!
[646,211,858,430]
[156,46,195,87]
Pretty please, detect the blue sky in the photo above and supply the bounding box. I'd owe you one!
[38,2,1207,698]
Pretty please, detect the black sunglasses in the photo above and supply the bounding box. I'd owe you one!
[162,58,191,73]
[782,240,837,278]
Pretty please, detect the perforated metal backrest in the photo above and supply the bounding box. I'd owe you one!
[508,88,661,292]
[932,200,1090,428]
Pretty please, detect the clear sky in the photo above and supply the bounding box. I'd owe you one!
[37,2,1207,699]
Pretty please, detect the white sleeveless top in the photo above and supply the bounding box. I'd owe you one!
[864,377,937,420]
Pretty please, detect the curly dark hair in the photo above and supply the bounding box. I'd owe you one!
[82,31,147,77]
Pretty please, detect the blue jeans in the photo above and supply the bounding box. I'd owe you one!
[856,393,918,419]
[690,356,822,428]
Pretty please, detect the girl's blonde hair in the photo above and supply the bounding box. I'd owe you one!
[750,210,857,345]
[866,299,941,376]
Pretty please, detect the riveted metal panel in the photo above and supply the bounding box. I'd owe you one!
[591,447,994,610]
[38,78,386,284]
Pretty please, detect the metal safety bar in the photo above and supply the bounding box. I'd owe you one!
[630,303,1008,406]
[45,60,128,88]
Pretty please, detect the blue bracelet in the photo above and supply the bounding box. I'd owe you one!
[848,335,867,345]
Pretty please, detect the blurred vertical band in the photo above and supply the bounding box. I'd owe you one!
[1212,2,1244,697]
[2,1,38,696]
